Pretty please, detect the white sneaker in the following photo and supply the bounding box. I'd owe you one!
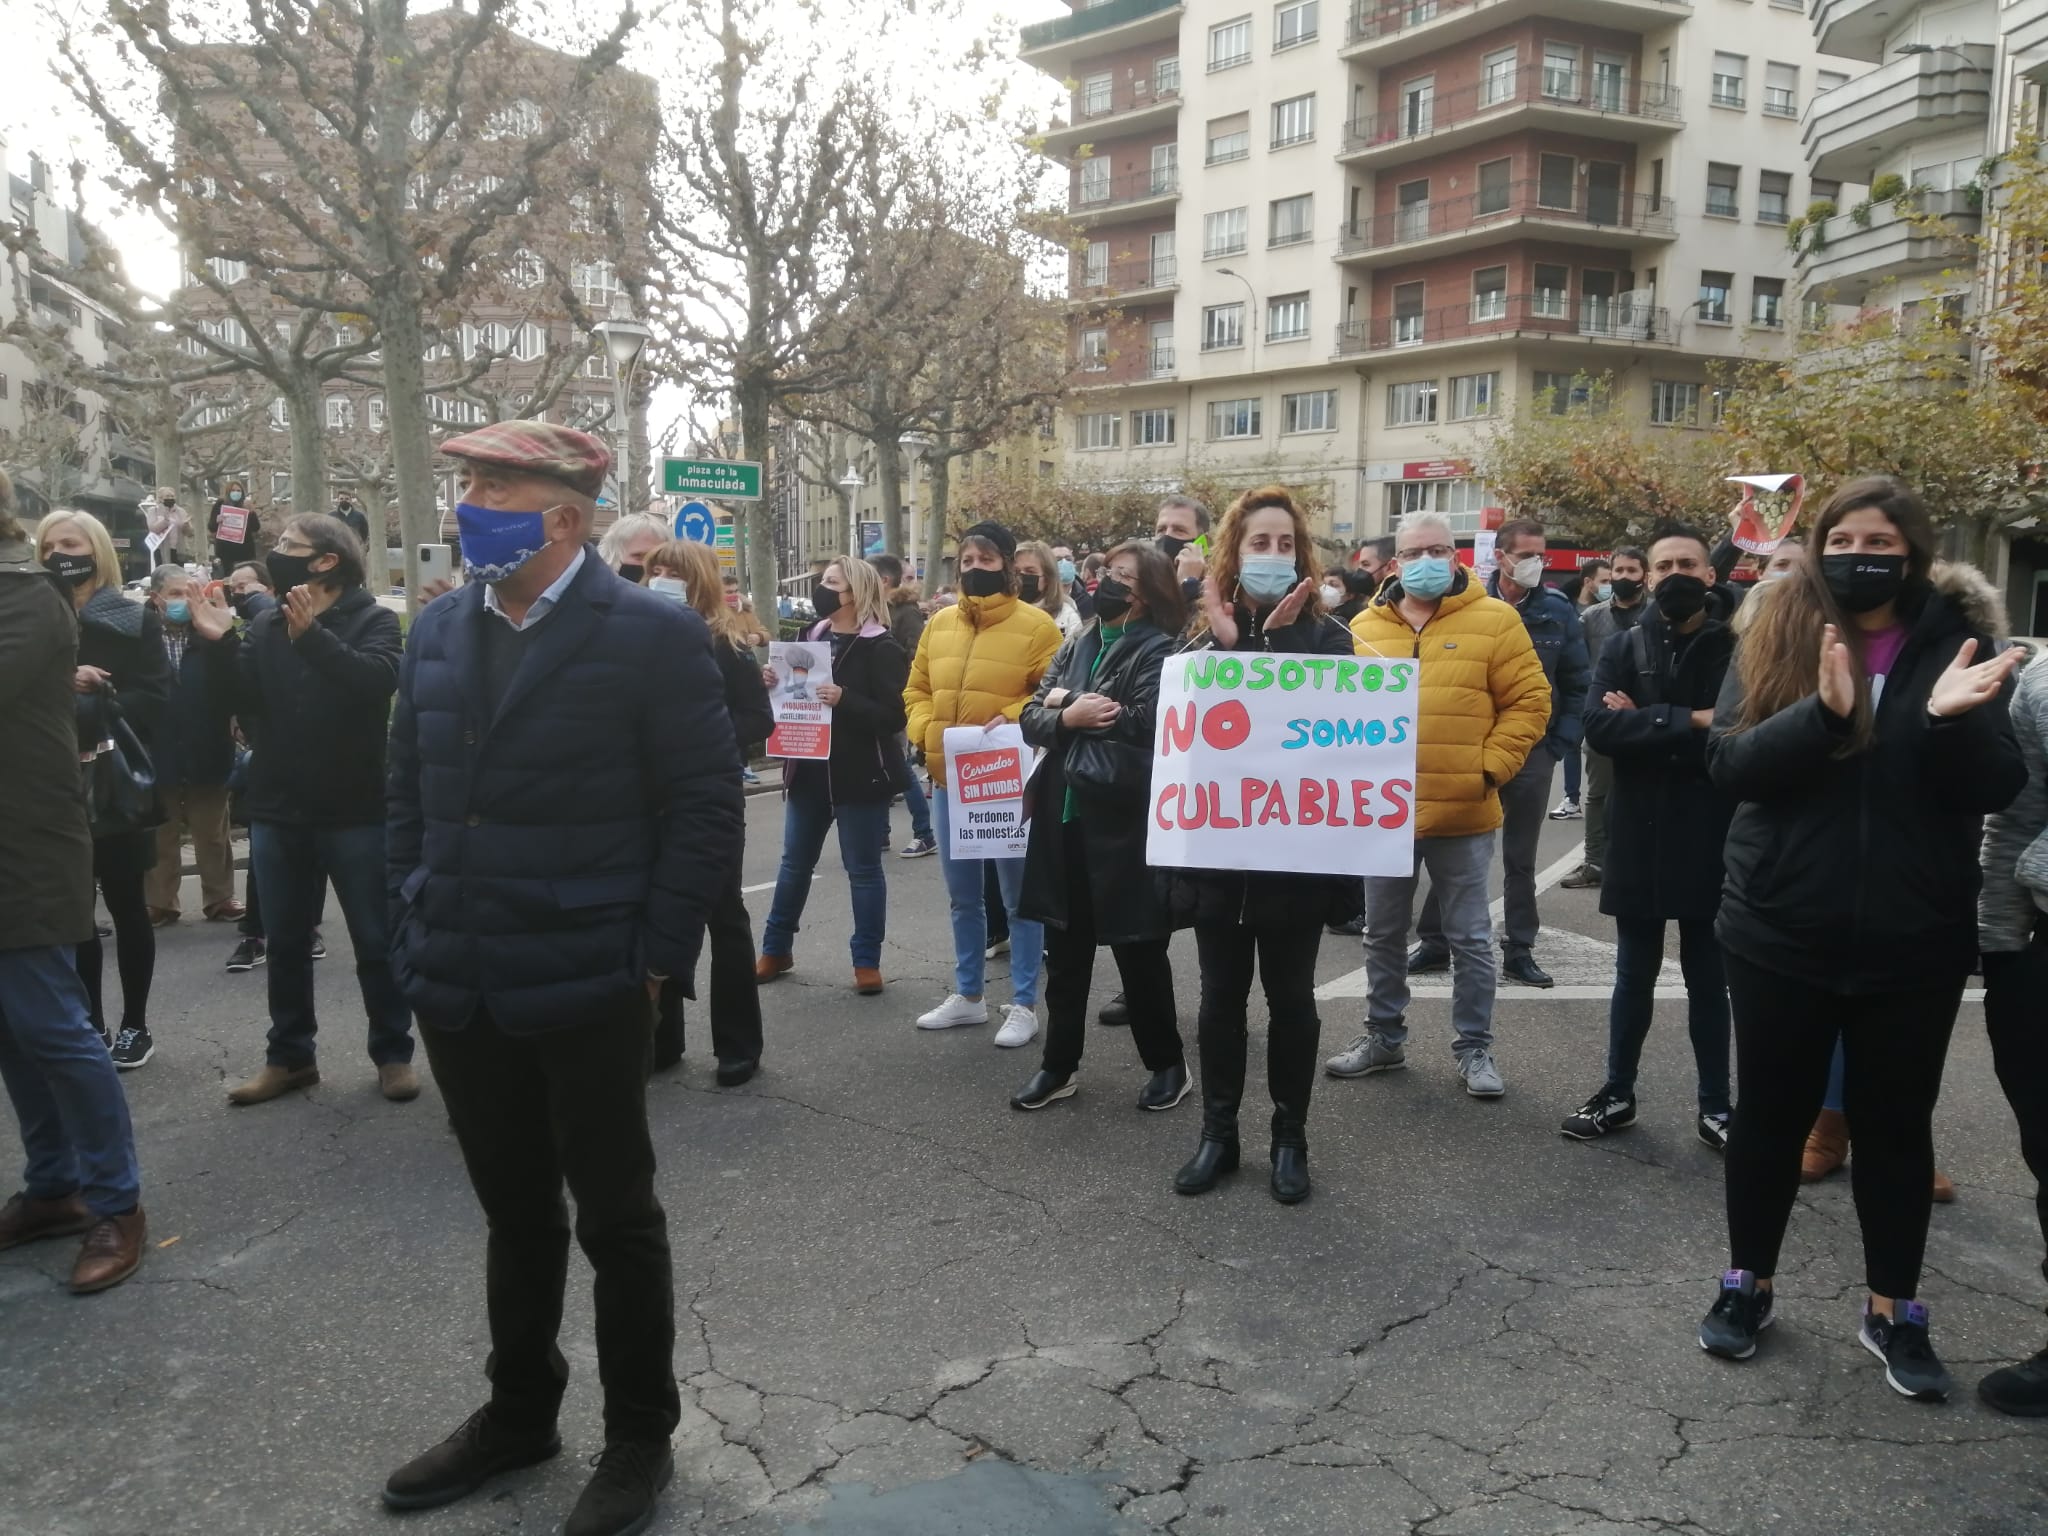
[916,994,989,1030]
[1548,797,1582,820]
[993,1004,1038,1048]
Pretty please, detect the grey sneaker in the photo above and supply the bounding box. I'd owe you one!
[1460,1050,1506,1098]
[1325,1029,1406,1078]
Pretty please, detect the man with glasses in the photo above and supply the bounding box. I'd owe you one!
[1327,511,1550,1099]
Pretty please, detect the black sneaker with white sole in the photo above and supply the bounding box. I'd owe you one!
[109,1026,155,1071]
[1559,1089,1635,1140]
[226,937,267,972]
[1699,1269,1774,1360]
[1696,1111,1731,1153]
[1860,1299,1952,1402]
[1010,1070,1077,1111]
[310,933,327,961]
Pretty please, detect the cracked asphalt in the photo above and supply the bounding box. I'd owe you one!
[4,795,2046,1535]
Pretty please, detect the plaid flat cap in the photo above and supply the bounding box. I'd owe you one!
[440,420,611,496]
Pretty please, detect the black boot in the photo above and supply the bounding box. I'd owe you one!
[1175,1134,1240,1195]
[1269,1143,1311,1204]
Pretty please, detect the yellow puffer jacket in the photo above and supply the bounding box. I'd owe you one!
[1350,573,1551,839]
[905,594,1062,789]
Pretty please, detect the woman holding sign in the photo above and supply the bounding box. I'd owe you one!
[1010,542,1188,1112]
[1169,487,1361,1204]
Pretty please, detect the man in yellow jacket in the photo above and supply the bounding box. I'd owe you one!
[1326,510,1551,1098]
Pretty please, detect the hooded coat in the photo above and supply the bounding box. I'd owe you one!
[1980,649,2048,953]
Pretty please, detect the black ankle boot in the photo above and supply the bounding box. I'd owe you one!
[1174,1135,1240,1195]
[1270,1144,1311,1204]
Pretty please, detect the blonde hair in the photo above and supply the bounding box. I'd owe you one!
[35,509,122,596]
[1013,540,1070,620]
[828,556,889,629]
[646,539,747,647]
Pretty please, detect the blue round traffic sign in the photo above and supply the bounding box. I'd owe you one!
[675,501,716,544]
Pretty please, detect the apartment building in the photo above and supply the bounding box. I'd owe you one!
[1022,0,1843,542]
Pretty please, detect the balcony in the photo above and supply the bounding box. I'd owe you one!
[1336,180,1675,267]
[1809,0,1892,63]
[1039,76,1182,159]
[1069,255,1180,307]
[1149,342,1178,378]
[1069,165,1182,228]
[1798,188,1983,306]
[1802,44,1994,181]
[1339,74,1680,171]
[1334,292,1676,355]
[2008,0,2048,57]
[1341,0,1690,68]
[1021,0,1185,77]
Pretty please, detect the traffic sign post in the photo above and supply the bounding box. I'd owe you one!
[663,458,762,500]
[674,501,717,544]
[715,522,738,571]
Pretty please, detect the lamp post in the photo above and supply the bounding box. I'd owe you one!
[593,297,652,516]
[837,461,864,558]
[1892,43,1990,70]
[1216,266,1258,374]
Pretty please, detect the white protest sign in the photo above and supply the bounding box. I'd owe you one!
[1471,529,1498,586]
[143,529,166,554]
[944,722,1031,860]
[1147,650,1419,877]
[765,639,833,759]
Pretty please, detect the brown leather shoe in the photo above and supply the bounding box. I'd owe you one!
[0,1191,93,1251]
[1800,1108,1848,1182]
[378,1063,421,1103]
[70,1207,146,1294]
[1932,1168,1957,1204]
[754,954,793,983]
[204,899,247,922]
[853,967,885,995]
[227,1063,320,1106]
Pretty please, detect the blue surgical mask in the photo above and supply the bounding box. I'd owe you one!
[164,599,191,624]
[1057,558,1076,585]
[454,501,549,583]
[1400,556,1455,600]
[1239,556,1298,603]
[1595,583,1613,604]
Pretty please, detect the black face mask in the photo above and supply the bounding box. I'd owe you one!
[618,563,645,586]
[1157,534,1187,562]
[811,582,842,618]
[1823,552,1908,614]
[1609,576,1644,603]
[1091,575,1134,623]
[1653,573,1709,623]
[267,551,317,593]
[959,568,1006,600]
[43,551,96,587]
[1017,574,1042,603]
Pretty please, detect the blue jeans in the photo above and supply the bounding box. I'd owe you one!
[0,946,141,1217]
[761,786,889,969]
[931,789,1042,1006]
[1823,1038,1847,1114]
[250,820,414,1069]
[1366,831,1497,1056]
[1563,743,1582,802]
[1603,914,1731,1115]
[894,735,932,843]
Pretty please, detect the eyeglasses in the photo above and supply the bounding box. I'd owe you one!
[1106,568,1140,586]
[1398,544,1455,561]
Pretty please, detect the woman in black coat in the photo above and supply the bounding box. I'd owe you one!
[1009,542,1186,1114]
[36,511,172,1069]
[1697,476,2026,1395]
[1169,488,1360,1205]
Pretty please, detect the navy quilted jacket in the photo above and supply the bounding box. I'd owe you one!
[386,550,745,1033]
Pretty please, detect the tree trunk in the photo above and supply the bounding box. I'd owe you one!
[375,292,441,607]
[628,366,653,517]
[876,435,905,556]
[737,374,777,646]
[285,369,328,539]
[924,450,954,589]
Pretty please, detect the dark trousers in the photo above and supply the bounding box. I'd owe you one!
[1604,914,1731,1115]
[420,996,679,1443]
[1723,951,1963,1299]
[655,873,762,1066]
[78,831,155,1035]
[985,861,1009,948]
[1193,922,1324,1148]
[1039,825,1179,1079]
[1984,944,2048,1281]
[239,853,327,941]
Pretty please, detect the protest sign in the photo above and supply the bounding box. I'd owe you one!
[215,509,249,545]
[765,640,832,760]
[1727,474,1805,555]
[1147,650,1418,877]
[944,722,1031,859]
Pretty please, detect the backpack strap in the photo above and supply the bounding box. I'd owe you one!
[1628,624,1658,699]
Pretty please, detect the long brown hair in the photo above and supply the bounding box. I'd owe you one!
[647,538,748,647]
[1729,474,1936,755]
[1105,539,1187,634]
[1199,485,1324,632]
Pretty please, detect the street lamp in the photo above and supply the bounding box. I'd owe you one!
[1216,266,1258,373]
[837,461,864,557]
[1892,43,1991,70]
[592,296,652,515]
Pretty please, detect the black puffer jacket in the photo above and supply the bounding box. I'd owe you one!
[1707,564,2026,991]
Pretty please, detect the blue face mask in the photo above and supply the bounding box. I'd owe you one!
[454,501,550,583]
[1400,556,1455,600]
[1595,583,1613,604]
[1057,558,1076,585]
[164,599,191,624]
[1239,556,1298,603]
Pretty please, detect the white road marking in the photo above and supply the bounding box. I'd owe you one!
[741,875,817,895]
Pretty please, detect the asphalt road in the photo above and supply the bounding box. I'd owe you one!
[4,785,2046,1536]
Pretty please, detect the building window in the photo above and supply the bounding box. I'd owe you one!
[1757,171,1791,226]
[1705,163,1740,219]
[0,373,8,400]
[1712,53,1746,109]
[1271,93,1315,148]
[1268,194,1312,247]
[325,395,355,431]
[1132,408,1177,446]
[367,396,385,432]
[1202,302,1246,351]
[1542,42,1580,100]
[1079,158,1111,204]
[1477,158,1511,215]
[1537,154,1574,210]
[1208,16,1252,71]
[1817,70,1848,95]
[1533,264,1569,318]
[1281,389,1336,433]
[206,256,248,285]
[1155,57,1181,96]
[1386,477,1490,533]
[1471,266,1507,321]
[268,398,290,430]
[1481,47,1518,106]
[1697,271,1733,324]
[1447,372,1498,421]
[1752,277,1785,328]
[1275,0,1318,49]
[1075,411,1121,450]
[1387,380,1438,426]
[1535,370,1601,415]
[1080,73,1113,116]
[271,472,292,502]
[1206,115,1250,164]
[1392,281,1426,346]
[1650,380,1702,426]
[1207,396,1263,439]
[1203,207,1248,258]
[1080,327,1109,370]
[1267,292,1310,341]
[1763,62,1798,118]
[1811,178,1842,208]
[1084,240,1109,286]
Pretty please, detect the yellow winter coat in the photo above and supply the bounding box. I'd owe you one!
[1349,574,1551,839]
[905,594,1062,789]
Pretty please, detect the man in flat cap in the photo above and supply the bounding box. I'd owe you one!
[381,422,744,1536]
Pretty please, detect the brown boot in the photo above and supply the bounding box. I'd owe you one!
[378,1063,421,1103]
[227,1063,320,1106]
[1801,1108,1849,1182]
[1932,1168,1957,1204]
[70,1207,146,1294]
[754,954,793,983]
[0,1191,93,1251]
[853,967,885,996]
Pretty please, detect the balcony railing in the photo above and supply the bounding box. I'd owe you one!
[1072,255,1179,299]
[1023,0,1181,52]
[1071,165,1181,214]
[1347,0,1688,46]
[1342,73,1679,151]
[1066,77,1181,127]
[1334,292,1675,353]
[1338,180,1674,255]
[1149,343,1177,376]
